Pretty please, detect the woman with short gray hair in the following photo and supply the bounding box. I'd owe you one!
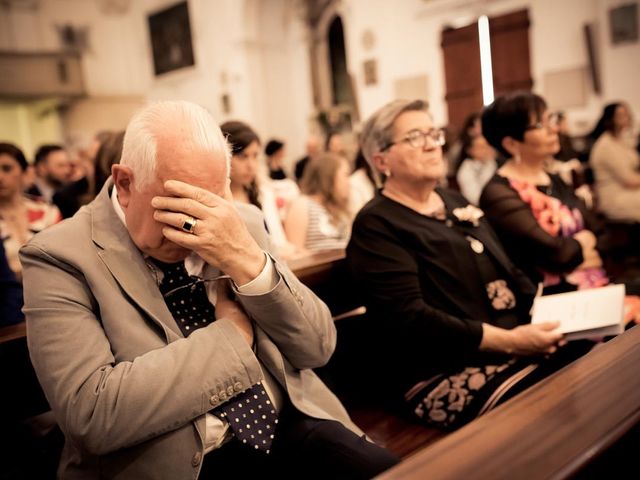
[347,99,592,430]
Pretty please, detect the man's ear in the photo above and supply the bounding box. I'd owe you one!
[501,136,521,158]
[111,164,134,208]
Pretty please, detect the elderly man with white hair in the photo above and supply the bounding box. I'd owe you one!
[21,100,398,479]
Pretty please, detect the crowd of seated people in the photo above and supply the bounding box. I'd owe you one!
[52,130,115,218]
[0,143,62,283]
[0,131,126,321]
[3,91,640,478]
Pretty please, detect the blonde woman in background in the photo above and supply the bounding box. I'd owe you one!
[285,153,351,253]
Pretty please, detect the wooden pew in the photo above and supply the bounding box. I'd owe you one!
[287,249,362,317]
[287,248,346,286]
[0,321,26,345]
[378,325,640,479]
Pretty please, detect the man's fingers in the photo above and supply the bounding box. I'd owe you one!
[152,196,210,219]
[163,180,225,207]
[161,226,199,247]
[153,210,201,233]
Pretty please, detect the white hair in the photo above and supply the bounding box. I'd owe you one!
[120,100,231,189]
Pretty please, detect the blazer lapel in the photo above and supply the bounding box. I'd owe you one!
[91,181,183,341]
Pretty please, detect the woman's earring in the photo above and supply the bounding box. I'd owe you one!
[384,169,392,177]
[513,153,521,164]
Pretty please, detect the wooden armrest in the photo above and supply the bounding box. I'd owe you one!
[379,326,640,479]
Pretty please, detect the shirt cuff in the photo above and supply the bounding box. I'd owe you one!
[235,252,278,295]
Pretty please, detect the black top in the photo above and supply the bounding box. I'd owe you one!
[269,168,287,180]
[294,156,310,182]
[53,176,90,218]
[480,174,593,287]
[347,189,535,393]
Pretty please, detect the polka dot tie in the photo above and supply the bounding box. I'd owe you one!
[215,382,278,454]
[157,261,215,336]
[155,260,278,454]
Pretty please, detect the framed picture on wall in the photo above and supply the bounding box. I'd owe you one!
[148,1,195,76]
[609,3,638,45]
[363,59,378,86]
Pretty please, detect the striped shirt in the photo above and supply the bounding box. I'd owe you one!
[305,197,350,251]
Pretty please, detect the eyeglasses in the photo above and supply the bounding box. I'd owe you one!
[162,275,230,299]
[525,112,560,131]
[381,128,446,151]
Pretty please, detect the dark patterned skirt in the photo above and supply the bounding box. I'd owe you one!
[405,341,594,430]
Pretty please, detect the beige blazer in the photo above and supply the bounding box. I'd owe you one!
[20,181,361,479]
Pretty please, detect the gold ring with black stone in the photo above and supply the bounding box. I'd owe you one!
[181,216,197,234]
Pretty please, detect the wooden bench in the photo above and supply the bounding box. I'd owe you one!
[0,321,26,345]
[287,249,363,317]
[379,325,640,479]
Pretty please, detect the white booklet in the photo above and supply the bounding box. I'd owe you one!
[531,284,625,341]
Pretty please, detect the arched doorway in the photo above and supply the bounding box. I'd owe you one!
[327,16,353,107]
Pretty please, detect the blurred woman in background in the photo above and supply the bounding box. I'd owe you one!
[221,121,298,258]
[589,102,640,223]
[285,153,351,253]
[93,130,125,194]
[455,130,497,205]
[349,148,376,215]
[0,143,61,280]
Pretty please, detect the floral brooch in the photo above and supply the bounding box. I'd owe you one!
[452,205,484,227]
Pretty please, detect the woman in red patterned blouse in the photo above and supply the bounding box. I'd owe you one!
[480,92,640,324]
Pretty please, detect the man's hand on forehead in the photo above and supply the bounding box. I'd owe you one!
[151,180,265,284]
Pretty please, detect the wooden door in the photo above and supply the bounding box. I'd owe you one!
[490,10,533,96]
[441,23,483,134]
[441,9,532,135]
